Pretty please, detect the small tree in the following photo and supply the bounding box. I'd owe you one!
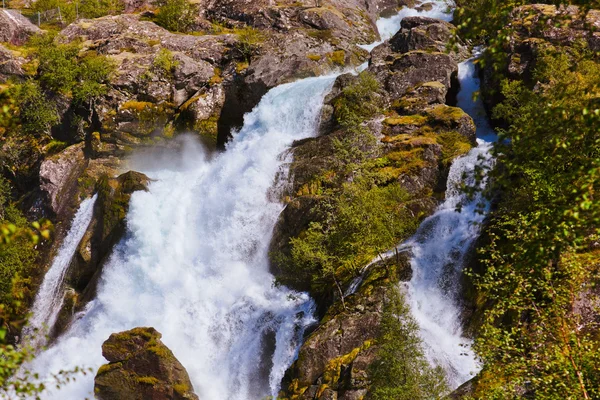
[155,0,196,33]
[369,288,448,400]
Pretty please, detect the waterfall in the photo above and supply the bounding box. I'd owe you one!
[404,56,497,389]
[27,74,339,400]
[24,195,97,347]
[24,1,480,398]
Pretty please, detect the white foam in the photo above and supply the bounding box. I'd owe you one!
[27,75,339,400]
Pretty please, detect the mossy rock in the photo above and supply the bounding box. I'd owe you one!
[95,327,198,400]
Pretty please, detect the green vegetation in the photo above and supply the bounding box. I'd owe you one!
[287,181,418,297]
[151,48,179,78]
[32,34,114,101]
[0,177,68,399]
[370,288,448,399]
[32,0,123,25]
[278,73,422,299]
[456,2,600,398]
[11,80,59,136]
[154,0,196,33]
[234,26,265,61]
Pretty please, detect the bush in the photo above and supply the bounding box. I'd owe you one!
[369,288,448,399]
[233,26,265,61]
[286,181,417,296]
[155,0,196,33]
[13,80,59,136]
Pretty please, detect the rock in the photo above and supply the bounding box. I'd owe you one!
[39,143,87,218]
[390,16,470,62]
[0,44,25,82]
[95,327,198,400]
[280,254,412,399]
[0,9,42,45]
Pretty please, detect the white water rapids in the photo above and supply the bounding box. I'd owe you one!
[25,0,491,398]
[27,75,340,399]
[404,56,496,388]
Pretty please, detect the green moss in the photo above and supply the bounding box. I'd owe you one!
[426,104,467,125]
[97,362,122,376]
[137,376,160,385]
[327,50,346,66]
[436,131,473,166]
[173,382,190,395]
[384,114,428,126]
[307,29,333,41]
[307,53,322,61]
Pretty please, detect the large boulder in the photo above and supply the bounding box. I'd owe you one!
[39,143,87,219]
[280,256,412,399]
[95,327,198,400]
[390,16,470,62]
[0,9,42,45]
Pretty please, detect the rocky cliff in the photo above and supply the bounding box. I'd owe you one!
[272,15,475,399]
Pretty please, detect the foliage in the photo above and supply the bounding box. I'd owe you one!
[72,52,115,103]
[369,288,448,399]
[155,0,196,33]
[460,12,600,399]
[276,72,417,298]
[32,0,122,24]
[151,48,179,78]
[0,178,81,399]
[78,0,124,19]
[288,181,418,296]
[233,26,265,61]
[10,80,58,136]
[32,35,114,101]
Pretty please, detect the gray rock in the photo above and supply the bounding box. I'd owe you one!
[39,143,87,217]
[0,9,42,45]
[0,44,25,82]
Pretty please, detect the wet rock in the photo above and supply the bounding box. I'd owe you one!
[95,327,198,400]
[0,9,42,45]
[39,143,87,218]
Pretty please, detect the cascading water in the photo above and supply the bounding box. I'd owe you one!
[25,1,485,398]
[24,195,97,347]
[403,56,497,389]
[27,75,340,400]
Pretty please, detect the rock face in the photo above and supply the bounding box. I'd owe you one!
[0,44,25,82]
[39,143,87,219]
[95,327,198,400]
[0,9,42,45]
[274,15,474,399]
[281,255,412,400]
[390,16,470,62]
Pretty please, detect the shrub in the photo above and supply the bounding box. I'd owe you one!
[369,288,448,399]
[13,80,59,136]
[155,0,196,33]
[233,26,265,61]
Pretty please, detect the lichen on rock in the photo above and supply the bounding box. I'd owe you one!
[95,327,199,400]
